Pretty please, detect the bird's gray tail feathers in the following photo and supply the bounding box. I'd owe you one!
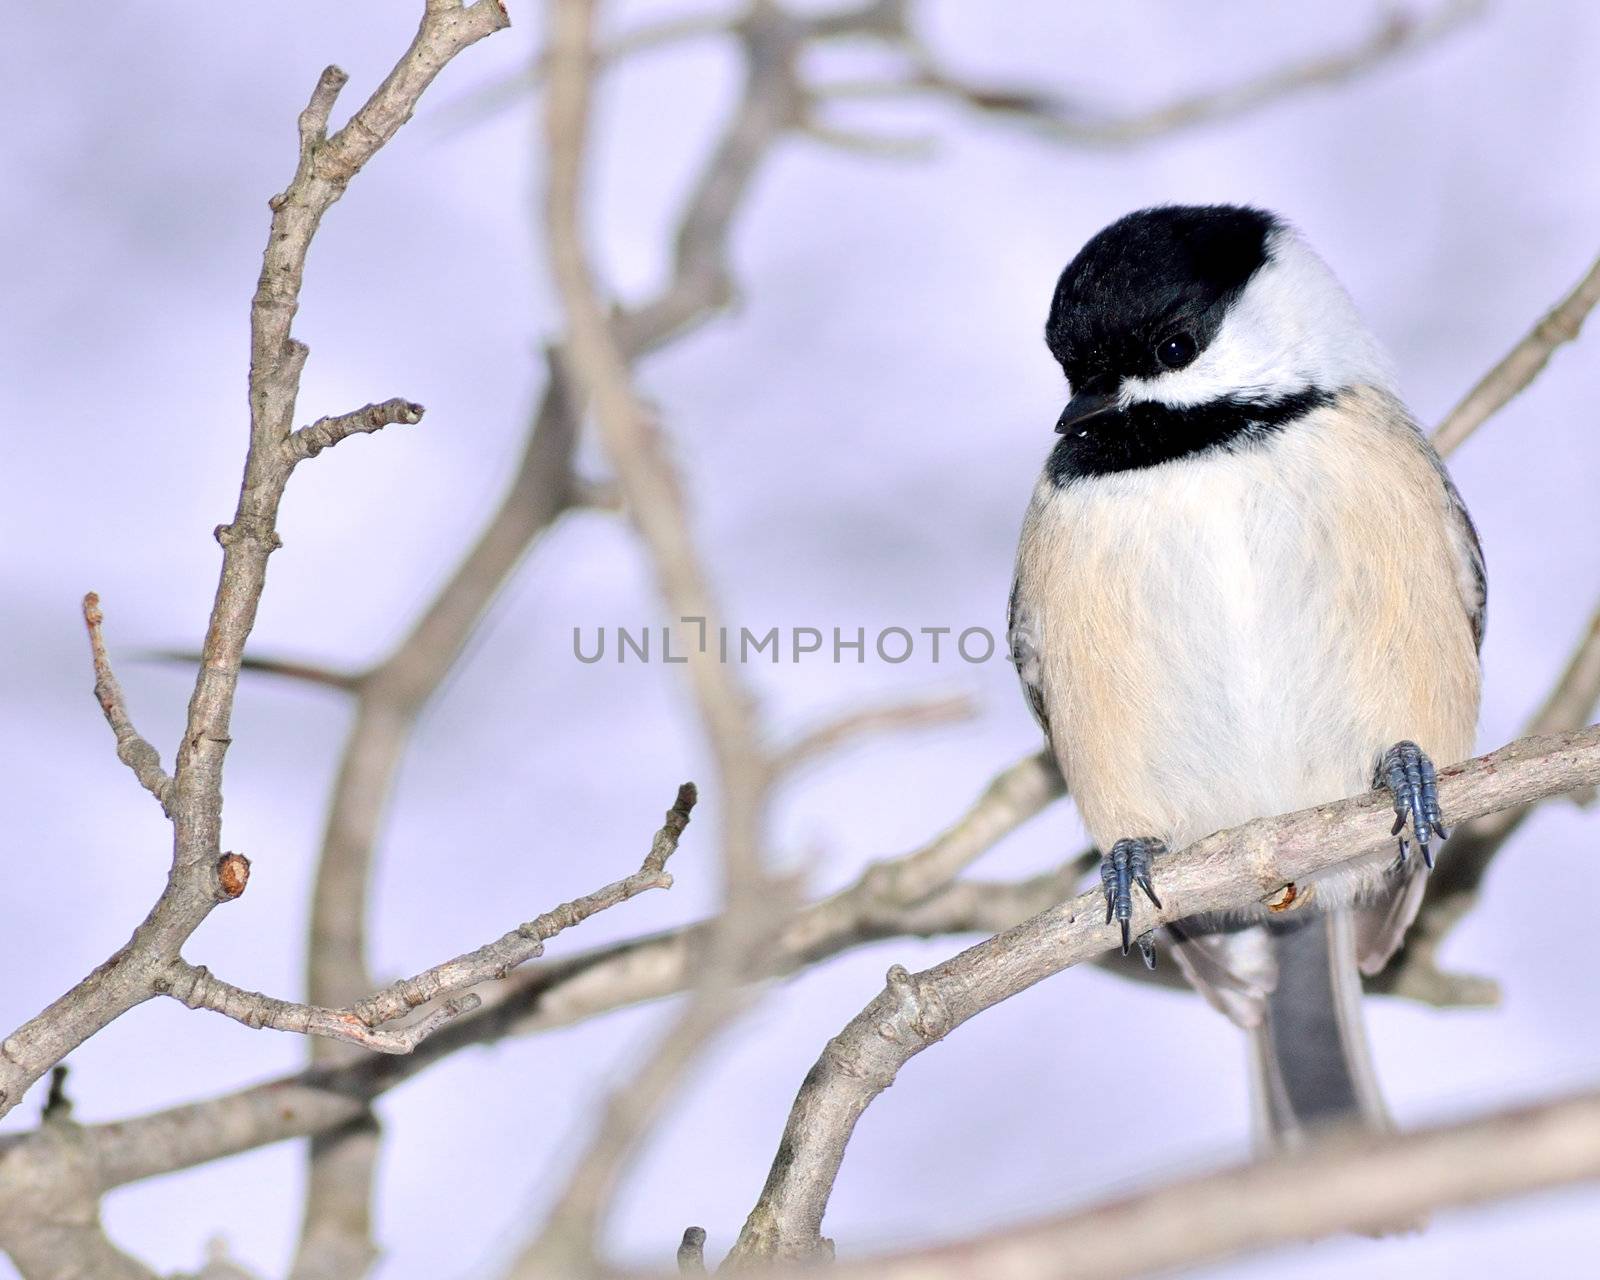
[1250,911,1390,1150]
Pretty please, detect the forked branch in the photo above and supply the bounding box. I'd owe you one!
[727,726,1600,1263]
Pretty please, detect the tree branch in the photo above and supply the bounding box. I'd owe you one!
[712,1088,1600,1280]
[293,3,864,1267]
[291,343,582,1278]
[0,785,696,1280]
[0,745,1073,1244]
[0,0,507,1132]
[815,0,1482,147]
[773,693,977,775]
[283,398,425,463]
[509,3,791,1270]
[725,726,1600,1264]
[139,649,363,693]
[1432,249,1600,456]
[81,592,174,813]
[159,964,483,1054]
[155,783,692,1053]
[676,1226,708,1274]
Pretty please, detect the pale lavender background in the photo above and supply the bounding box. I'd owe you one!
[3,2,1599,1277]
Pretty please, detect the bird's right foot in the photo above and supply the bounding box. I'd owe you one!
[1377,740,1449,869]
[1100,836,1165,964]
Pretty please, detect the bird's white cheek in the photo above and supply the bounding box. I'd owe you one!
[1123,325,1297,409]
[1119,230,1396,411]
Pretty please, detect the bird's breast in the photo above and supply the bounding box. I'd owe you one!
[1017,397,1479,850]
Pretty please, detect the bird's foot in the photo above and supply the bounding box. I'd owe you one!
[1101,836,1164,966]
[1376,740,1448,869]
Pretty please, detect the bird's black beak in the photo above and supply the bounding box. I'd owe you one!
[1054,388,1122,434]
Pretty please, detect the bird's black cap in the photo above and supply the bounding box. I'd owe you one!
[1045,204,1280,390]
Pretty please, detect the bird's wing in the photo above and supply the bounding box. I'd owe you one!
[1425,437,1487,653]
[1353,427,1486,971]
[1353,859,1431,975]
[1007,571,1051,739]
[1167,921,1273,1027]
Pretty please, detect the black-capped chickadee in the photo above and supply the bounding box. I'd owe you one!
[1008,205,1484,1146]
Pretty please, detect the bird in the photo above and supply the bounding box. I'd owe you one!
[1007,204,1484,1147]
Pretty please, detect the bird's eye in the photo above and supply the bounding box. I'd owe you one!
[1156,332,1198,370]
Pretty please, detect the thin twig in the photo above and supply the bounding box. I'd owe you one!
[1433,250,1600,455]
[138,650,362,693]
[162,785,694,1054]
[798,120,937,158]
[774,692,977,774]
[676,1227,708,1274]
[160,965,483,1053]
[822,0,1482,147]
[437,6,740,130]
[81,593,174,812]
[283,397,425,463]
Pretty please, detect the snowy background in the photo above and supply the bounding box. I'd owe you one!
[4,1,1599,1276]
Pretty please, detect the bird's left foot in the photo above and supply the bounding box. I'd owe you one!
[1101,836,1164,966]
[1377,740,1448,869]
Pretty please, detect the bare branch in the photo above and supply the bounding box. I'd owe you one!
[163,784,694,1053]
[138,649,362,693]
[611,3,810,355]
[0,0,507,1127]
[788,750,1063,945]
[283,398,425,463]
[0,1093,164,1280]
[798,120,937,158]
[513,2,790,1269]
[726,726,1600,1264]
[1433,249,1600,455]
[300,356,580,1012]
[0,874,1071,1221]
[438,6,739,129]
[774,692,977,774]
[825,0,1482,147]
[159,963,483,1054]
[289,355,582,1274]
[676,1227,708,1274]
[81,592,174,812]
[289,0,823,1263]
[570,474,624,510]
[342,782,695,1029]
[740,1088,1600,1280]
[0,750,1069,1211]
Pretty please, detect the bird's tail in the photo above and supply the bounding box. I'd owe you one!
[1249,910,1390,1149]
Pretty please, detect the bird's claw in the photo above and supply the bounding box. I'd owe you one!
[1377,740,1448,869]
[1134,930,1157,971]
[1101,837,1164,959]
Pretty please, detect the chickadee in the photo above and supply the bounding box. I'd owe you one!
[1008,205,1483,1146]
